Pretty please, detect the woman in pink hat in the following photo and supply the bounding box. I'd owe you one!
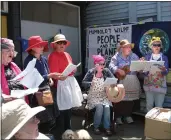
[24,36,60,134]
[1,38,29,104]
[82,55,114,136]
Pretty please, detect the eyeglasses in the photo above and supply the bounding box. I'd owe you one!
[56,41,67,45]
[28,116,39,123]
[152,44,161,47]
[98,63,105,66]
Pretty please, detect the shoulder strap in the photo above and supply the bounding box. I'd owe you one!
[64,52,72,63]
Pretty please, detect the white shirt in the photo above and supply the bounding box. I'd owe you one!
[36,132,50,140]
[152,53,161,60]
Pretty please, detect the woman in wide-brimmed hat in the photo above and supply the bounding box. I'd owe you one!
[48,34,83,137]
[141,37,169,112]
[82,54,117,136]
[109,39,141,125]
[1,38,29,104]
[24,35,60,134]
[1,99,49,139]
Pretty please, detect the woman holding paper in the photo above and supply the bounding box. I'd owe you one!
[141,37,169,112]
[1,38,29,104]
[82,55,114,136]
[109,39,141,124]
[48,34,83,133]
[24,36,60,134]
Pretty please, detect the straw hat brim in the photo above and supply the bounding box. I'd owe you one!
[118,43,134,51]
[2,106,45,139]
[106,84,125,103]
[26,41,48,52]
[51,39,70,47]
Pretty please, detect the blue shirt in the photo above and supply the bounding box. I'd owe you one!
[24,54,49,87]
[109,52,139,75]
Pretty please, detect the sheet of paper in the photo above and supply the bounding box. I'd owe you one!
[130,61,145,71]
[10,58,37,81]
[130,61,165,72]
[62,62,81,76]
[10,88,38,98]
[20,68,44,88]
[104,77,118,86]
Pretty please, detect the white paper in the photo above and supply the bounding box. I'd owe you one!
[130,61,164,72]
[62,62,81,76]
[20,68,44,88]
[10,58,37,81]
[10,88,38,98]
[104,77,118,86]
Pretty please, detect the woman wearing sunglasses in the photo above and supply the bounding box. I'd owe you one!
[48,34,83,137]
[82,55,114,136]
[141,37,169,112]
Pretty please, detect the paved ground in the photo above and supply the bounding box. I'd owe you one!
[71,114,147,140]
[50,114,152,140]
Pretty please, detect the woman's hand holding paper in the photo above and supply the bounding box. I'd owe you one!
[58,75,68,81]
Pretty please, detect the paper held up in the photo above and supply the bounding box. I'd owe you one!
[130,60,164,72]
[104,77,118,87]
[10,58,37,81]
[10,88,39,98]
[19,68,44,89]
[62,62,81,76]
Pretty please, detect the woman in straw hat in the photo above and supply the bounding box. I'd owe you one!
[24,36,60,134]
[1,38,29,104]
[109,39,141,125]
[48,34,83,134]
[141,37,169,112]
[1,99,50,139]
[82,54,116,136]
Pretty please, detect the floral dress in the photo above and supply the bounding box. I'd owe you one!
[87,75,112,110]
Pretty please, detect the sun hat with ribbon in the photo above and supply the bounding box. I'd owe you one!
[1,99,45,139]
[0,38,18,57]
[149,37,163,48]
[50,34,70,48]
[117,39,134,52]
[106,84,125,103]
[26,36,48,52]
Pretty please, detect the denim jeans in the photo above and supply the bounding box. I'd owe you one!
[146,91,165,112]
[93,104,110,129]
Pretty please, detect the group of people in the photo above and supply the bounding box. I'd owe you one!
[1,34,83,139]
[1,34,169,139]
[82,37,169,135]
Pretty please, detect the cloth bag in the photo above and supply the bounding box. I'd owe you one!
[35,90,54,106]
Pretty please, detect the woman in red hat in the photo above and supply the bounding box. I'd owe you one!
[24,36,60,134]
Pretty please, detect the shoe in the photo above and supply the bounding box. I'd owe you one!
[125,116,134,124]
[105,129,112,136]
[94,128,101,135]
[116,118,123,125]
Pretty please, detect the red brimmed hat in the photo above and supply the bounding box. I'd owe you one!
[26,36,48,52]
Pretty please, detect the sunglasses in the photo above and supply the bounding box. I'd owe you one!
[56,41,67,45]
[152,44,161,47]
